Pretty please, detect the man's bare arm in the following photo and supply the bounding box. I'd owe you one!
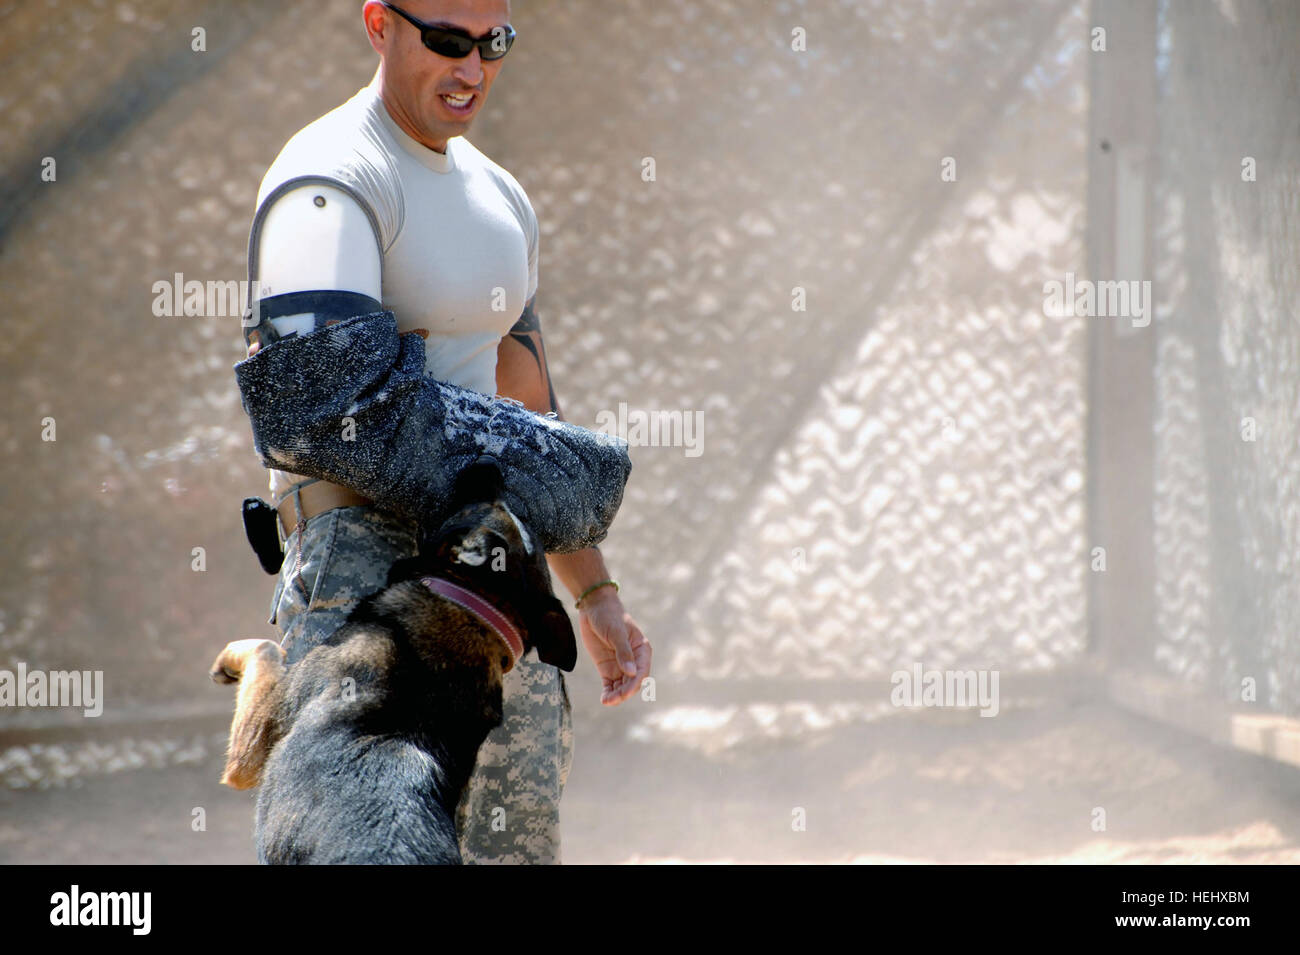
[496,295,560,417]
[493,294,647,699]
[495,297,618,598]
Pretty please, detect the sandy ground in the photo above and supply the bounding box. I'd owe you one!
[2,697,1298,865]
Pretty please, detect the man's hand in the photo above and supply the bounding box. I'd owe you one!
[576,587,651,706]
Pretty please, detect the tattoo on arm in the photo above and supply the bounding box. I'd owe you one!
[510,299,541,335]
[508,297,561,416]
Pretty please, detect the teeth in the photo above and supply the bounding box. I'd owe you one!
[443,93,472,107]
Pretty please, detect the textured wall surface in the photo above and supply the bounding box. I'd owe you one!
[2,0,1299,867]
[2,0,1296,732]
[0,0,1092,730]
[1147,0,1299,713]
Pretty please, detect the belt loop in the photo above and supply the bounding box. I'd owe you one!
[272,477,321,513]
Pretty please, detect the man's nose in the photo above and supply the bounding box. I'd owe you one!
[452,47,484,86]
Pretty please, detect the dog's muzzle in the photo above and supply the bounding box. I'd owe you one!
[420,577,524,671]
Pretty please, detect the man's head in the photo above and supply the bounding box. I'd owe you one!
[362,0,512,153]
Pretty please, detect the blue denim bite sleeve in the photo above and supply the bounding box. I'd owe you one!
[233,309,631,553]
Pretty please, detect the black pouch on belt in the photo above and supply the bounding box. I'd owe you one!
[242,497,284,574]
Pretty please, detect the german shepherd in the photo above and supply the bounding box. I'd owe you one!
[209,456,577,864]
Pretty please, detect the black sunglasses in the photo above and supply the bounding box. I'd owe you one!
[381,2,516,60]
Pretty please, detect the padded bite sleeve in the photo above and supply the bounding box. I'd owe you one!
[233,309,631,553]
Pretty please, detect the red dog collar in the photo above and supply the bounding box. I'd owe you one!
[420,577,524,671]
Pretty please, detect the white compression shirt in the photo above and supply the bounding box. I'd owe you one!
[249,68,540,503]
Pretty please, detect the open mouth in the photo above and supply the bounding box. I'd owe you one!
[439,91,476,116]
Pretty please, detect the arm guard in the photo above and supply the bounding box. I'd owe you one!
[233,307,631,554]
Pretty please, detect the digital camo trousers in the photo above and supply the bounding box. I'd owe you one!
[267,504,574,864]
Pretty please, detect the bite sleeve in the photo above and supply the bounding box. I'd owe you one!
[233,308,631,553]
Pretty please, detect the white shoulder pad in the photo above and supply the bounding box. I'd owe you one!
[255,183,381,336]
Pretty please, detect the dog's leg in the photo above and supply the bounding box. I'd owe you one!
[210,639,286,790]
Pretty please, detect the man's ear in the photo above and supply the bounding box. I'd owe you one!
[529,594,578,672]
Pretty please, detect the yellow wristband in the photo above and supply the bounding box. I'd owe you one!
[575,578,619,609]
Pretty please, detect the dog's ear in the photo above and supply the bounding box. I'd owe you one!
[451,455,505,510]
[528,593,578,672]
[385,555,427,587]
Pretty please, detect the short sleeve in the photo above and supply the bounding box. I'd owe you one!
[252,90,406,258]
[525,195,539,302]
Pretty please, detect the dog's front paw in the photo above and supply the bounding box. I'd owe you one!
[210,639,284,685]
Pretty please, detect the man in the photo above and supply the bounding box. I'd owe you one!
[241,0,650,864]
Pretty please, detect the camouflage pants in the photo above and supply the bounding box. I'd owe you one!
[268,504,574,864]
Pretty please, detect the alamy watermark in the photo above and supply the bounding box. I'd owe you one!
[1043,271,1151,328]
[890,663,999,717]
[0,663,103,717]
[50,885,150,935]
[594,402,703,457]
[152,272,267,320]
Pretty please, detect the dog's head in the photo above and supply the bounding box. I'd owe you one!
[381,456,578,675]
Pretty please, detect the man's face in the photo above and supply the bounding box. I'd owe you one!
[363,0,511,152]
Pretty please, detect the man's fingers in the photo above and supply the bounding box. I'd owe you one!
[604,613,636,676]
[601,646,650,706]
[615,642,636,677]
[636,634,652,681]
[600,663,635,703]
[627,620,651,680]
[582,607,649,705]
[601,673,635,706]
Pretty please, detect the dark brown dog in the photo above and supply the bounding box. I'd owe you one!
[210,457,576,864]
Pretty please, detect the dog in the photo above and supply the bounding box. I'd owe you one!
[209,456,577,864]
